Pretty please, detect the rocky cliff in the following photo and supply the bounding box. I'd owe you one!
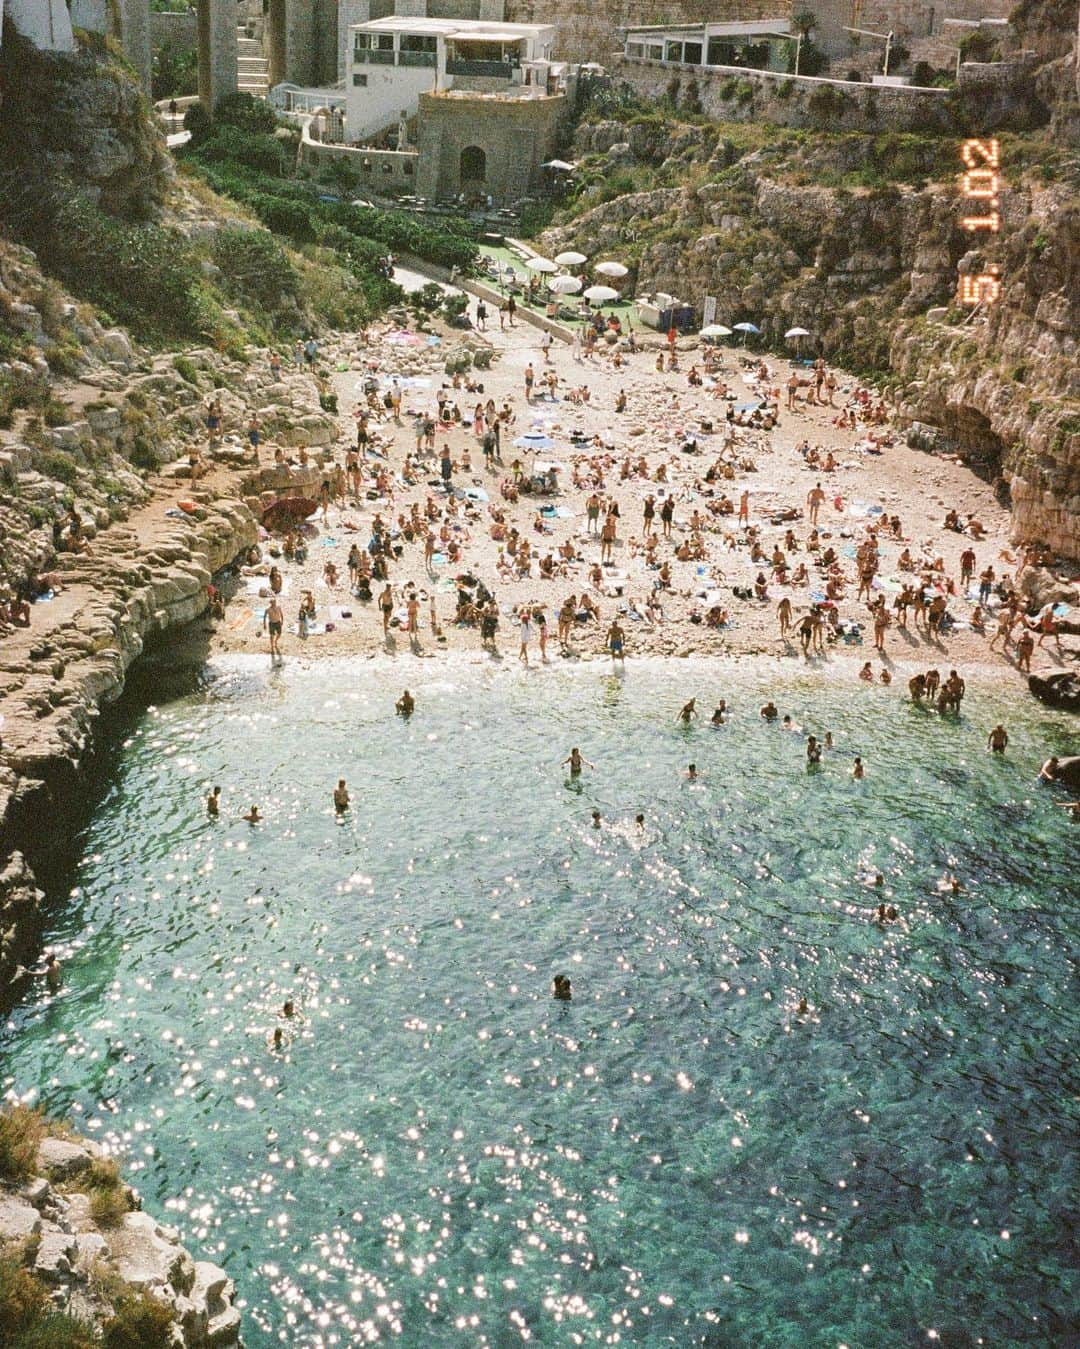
[0,1110,240,1345]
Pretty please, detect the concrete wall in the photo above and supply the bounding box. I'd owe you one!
[347,55,439,141]
[416,89,564,202]
[119,0,152,91]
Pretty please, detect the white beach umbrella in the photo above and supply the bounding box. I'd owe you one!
[543,159,576,172]
[583,284,619,302]
[526,257,558,273]
[555,250,587,266]
[514,431,557,450]
[785,327,811,338]
[594,261,628,279]
[550,274,583,294]
[701,323,732,338]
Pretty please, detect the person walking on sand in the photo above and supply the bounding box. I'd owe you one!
[524,363,535,401]
[264,597,283,659]
[778,596,793,638]
[738,491,749,527]
[807,482,825,526]
[379,583,394,637]
[607,619,625,665]
[518,608,532,665]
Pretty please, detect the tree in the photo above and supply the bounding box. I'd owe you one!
[792,9,816,38]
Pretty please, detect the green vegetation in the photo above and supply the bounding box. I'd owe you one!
[0,1105,44,1181]
[151,46,197,100]
[101,1292,177,1349]
[0,1255,97,1349]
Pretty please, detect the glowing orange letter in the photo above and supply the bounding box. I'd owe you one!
[958,272,1002,305]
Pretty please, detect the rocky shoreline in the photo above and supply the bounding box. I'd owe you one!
[0,491,257,986]
[1,1114,240,1345]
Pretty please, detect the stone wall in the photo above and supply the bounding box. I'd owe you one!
[415,90,565,203]
[151,9,198,55]
[612,53,1050,133]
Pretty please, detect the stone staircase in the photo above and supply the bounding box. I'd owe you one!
[237,30,269,97]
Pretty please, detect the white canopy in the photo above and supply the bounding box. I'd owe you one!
[550,274,583,294]
[583,284,619,302]
[526,257,558,273]
[555,250,587,266]
[701,323,732,337]
[595,261,628,278]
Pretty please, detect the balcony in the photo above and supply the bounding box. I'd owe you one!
[445,59,517,77]
[398,50,437,68]
[354,47,395,65]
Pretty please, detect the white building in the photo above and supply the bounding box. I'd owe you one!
[345,15,555,143]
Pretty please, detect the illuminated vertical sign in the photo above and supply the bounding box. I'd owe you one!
[957,138,1003,305]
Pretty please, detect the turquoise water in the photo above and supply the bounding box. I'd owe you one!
[3,659,1078,1347]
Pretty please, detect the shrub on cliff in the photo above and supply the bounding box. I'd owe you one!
[0,1256,97,1348]
[212,227,300,313]
[214,92,280,137]
[101,1290,176,1349]
[195,124,286,176]
[0,1105,44,1181]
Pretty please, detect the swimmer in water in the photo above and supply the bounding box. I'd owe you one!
[396,689,415,717]
[806,735,822,765]
[45,953,62,992]
[852,756,865,779]
[241,805,261,824]
[797,996,808,1016]
[281,1000,296,1018]
[635,813,645,829]
[1057,800,1080,821]
[760,701,779,721]
[270,1026,285,1050]
[552,973,572,1001]
[563,748,593,776]
[710,701,727,724]
[677,699,698,724]
[591,810,602,828]
[333,779,350,812]
[686,762,698,780]
[987,724,1008,753]
[876,903,898,923]
[1038,756,1059,782]
[206,786,221,816]
[823,731,834,750]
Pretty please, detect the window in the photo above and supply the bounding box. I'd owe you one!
[353,73,368,86]
[400,34,436,53]
[403,160,414,175]
[646,44,663,60]
[626,42,644,58]
[684,42,702,63]
[383,161,393,173]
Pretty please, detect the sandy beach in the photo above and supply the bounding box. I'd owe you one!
[201,269,1068,695]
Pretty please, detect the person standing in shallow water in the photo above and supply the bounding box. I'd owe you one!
[562,747,593,777]
[333,779,350,812]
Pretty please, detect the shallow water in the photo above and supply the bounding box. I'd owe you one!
[3,658,1078,1347]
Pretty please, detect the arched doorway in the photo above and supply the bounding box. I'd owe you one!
[460,145,487,188]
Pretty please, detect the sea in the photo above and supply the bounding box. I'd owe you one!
[2,656,1077,1347]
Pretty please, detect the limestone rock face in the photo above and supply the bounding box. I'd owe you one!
[0,35,170,217]
[0,1126,241,1346]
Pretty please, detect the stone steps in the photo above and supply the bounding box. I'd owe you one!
[237,27,269,96]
